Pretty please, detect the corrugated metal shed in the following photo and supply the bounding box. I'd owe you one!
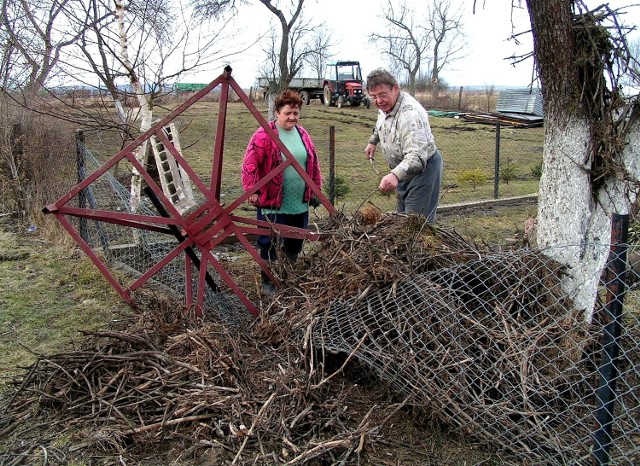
[496,88,543,117]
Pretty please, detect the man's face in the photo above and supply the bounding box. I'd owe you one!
[368,84,400,113]
[275,104,300,131]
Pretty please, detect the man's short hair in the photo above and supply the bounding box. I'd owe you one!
[366,69,398,91]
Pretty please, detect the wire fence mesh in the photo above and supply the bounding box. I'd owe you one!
[322,114,544,214]
[313,246,640,465]
[428,119,543,204]
[78,143,252,327]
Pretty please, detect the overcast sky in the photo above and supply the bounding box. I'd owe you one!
[193,0,638,90]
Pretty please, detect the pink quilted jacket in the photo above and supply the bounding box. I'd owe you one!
[241,121,322,209]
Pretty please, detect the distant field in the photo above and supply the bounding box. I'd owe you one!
[86,94,544,219]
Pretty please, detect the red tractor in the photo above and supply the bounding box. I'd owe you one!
[322,60,371,108]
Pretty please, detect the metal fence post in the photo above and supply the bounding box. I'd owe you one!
[329,125,336,205]
[76,129,89,241]
[494,121,500,199]
[592,213,629,465]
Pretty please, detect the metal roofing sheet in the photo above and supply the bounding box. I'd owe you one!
[496,88,543,116]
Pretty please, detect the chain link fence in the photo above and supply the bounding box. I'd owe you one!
[428,87,544,204]
[325,114,545,214]
[423,118,543,206]
[74,138,252,326]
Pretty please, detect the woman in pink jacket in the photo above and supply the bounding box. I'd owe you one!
[241,90,323,295]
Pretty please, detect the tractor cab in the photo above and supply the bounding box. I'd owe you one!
[323,61,370,108]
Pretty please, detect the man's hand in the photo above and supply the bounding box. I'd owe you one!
[364,143,376,160]
[379,172,398,193]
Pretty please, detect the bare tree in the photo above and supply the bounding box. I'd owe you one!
[0,0,87,95]
[0,13,18,90]
[259,0,305,92]
[622,37,640,92]
[257,14,326,115]
[511,0,640,319]
[256,22,280,117]
[483,83,495,112]
[194,0,329,94]
[427,0,465,93]
[370,1,431,96]
[72,0,240,209]
[2,0,242,216]
[1,0,242,138]
[68,0,233,127]
[257,24,280,85]
[285,15,325,85]
[194,0,307,89]
[304,26,334,80]
[255,13,326,117]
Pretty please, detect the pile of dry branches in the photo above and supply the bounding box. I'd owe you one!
[262,208,484,336]
[0,211,621,465]
[0,304,396,465]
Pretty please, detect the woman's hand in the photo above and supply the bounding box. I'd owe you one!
[247,194,258,206]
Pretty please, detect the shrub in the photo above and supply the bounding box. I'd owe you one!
[530,161,543,179]
[500,158,517,185]
[456,169,487,191]
[324,174,350,200]
[0,101,77,224]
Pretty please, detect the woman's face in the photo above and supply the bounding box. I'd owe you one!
[275,104,300,131]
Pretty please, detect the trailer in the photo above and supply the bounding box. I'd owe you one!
[258,61,370,108]
[257,77,325,104]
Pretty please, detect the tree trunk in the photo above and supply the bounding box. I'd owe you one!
[115,0,153,214]
[527,0,640,320]
[408,72,416,97]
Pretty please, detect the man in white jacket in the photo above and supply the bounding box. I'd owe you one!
[364,69,444,222]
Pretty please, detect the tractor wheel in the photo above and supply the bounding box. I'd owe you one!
[337,96,344,108]
[323,85,332,107]
[351,101,361,107]
[300,90,311,105]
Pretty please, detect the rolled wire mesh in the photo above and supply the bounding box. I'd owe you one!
[314,251,600,463]
[265,210,640,465]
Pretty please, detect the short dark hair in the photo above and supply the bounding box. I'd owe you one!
[275,90,302,111]
[366,69,398,91]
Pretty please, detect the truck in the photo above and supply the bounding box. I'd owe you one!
[257,60,370,108]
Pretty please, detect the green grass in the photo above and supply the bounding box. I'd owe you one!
[85,98,544,215]
[442,204,538,244]
[0,222,127,384]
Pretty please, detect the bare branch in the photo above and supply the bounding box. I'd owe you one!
[369,0,432,96]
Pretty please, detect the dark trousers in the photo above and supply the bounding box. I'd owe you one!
[396,148,443,223]
[256,209,309,262]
